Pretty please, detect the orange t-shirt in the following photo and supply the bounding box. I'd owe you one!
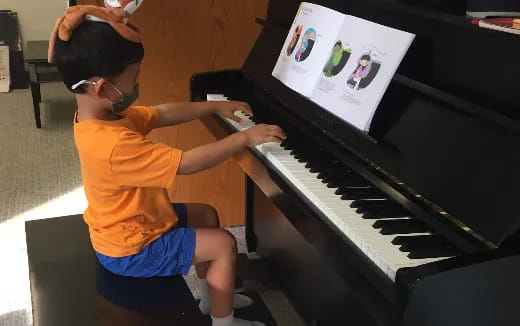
[73,106,183,257]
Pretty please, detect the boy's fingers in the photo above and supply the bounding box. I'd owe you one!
[242,106,253,116]
[272,130,286,140]
[228,114,241,123]
[267,125,286,139]
[267,136,282,143]
[237,102,253,116]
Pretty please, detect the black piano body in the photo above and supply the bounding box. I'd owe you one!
[191,1,520,325]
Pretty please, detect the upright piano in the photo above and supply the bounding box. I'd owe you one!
[191,0,520,325]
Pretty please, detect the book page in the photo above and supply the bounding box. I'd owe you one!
[310,16,415,131]
[272,2,345,97]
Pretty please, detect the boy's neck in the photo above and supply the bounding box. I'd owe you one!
[76,94,122,122]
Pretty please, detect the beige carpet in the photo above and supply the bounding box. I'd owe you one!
[0,84,304,326]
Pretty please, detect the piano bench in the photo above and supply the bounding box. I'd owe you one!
[25,214,207,326]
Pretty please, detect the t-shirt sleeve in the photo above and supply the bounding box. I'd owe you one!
[123,106,158,135]
[110,131,183,189]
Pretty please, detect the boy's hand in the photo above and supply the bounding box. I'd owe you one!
[213,101,253,122]
[241,124,286,147]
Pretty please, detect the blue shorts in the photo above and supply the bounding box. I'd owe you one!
[96,204,196,277]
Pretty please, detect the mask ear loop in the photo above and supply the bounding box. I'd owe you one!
[71,79,122,94]
[71,79,97,90]
[71,79,126,111]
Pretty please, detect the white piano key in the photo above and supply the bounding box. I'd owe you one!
[207,94,228,101]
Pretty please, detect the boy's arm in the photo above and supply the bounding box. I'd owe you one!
[152,101,252,129]
[178,124,286,175]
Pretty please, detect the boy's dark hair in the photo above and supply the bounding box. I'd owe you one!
[52,21,145,94]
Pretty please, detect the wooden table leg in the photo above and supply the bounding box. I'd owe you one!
[28,63,42,128]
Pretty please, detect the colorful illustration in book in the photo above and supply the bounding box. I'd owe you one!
[347,52,381,90]
[295,28,317,62]
[286,25,303,56]
[322,41,351,77]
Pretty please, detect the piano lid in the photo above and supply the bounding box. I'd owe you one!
[242,0,520,246]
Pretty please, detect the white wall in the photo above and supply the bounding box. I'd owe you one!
[1,0,67,47]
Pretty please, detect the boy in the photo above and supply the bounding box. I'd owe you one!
[50,3,285,326]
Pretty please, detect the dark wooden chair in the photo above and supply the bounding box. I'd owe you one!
[24,40,62,128]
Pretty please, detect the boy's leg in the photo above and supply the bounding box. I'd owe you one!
[193,228,264,325]
[185,203,219,278]
[192,228,236,317]
[184,204,253,314]
[185,203,220,228]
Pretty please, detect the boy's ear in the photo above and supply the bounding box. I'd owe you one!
[93,78,109,100]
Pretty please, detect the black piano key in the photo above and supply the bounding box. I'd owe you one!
[392,234,447,247]
[305,162,323,173]
[354,202,385,213]
[360,206,411,219]
[327,173,361,188]
[319,168,346,178]
[361,211,411,220]
[340,188,387,200]
[399,243,451,253]
[350,200,369,209]
[350,199,414,220]
[338,174,370,187]
[281,138,298,149]
[373,219,430,235]
[352,199,400,210]
[305,155,330,165]
[327,180,344,188]
[335,185,369,195]
[407,246,460,259]
[318,171,334,178]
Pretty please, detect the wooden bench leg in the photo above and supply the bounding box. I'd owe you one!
[28,63,42,128]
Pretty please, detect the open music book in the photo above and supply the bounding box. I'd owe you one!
[272,2,415,131]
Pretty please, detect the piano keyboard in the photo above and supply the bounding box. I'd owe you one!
[207,94,455,281]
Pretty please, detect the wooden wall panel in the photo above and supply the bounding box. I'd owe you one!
[78,0,268,226]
